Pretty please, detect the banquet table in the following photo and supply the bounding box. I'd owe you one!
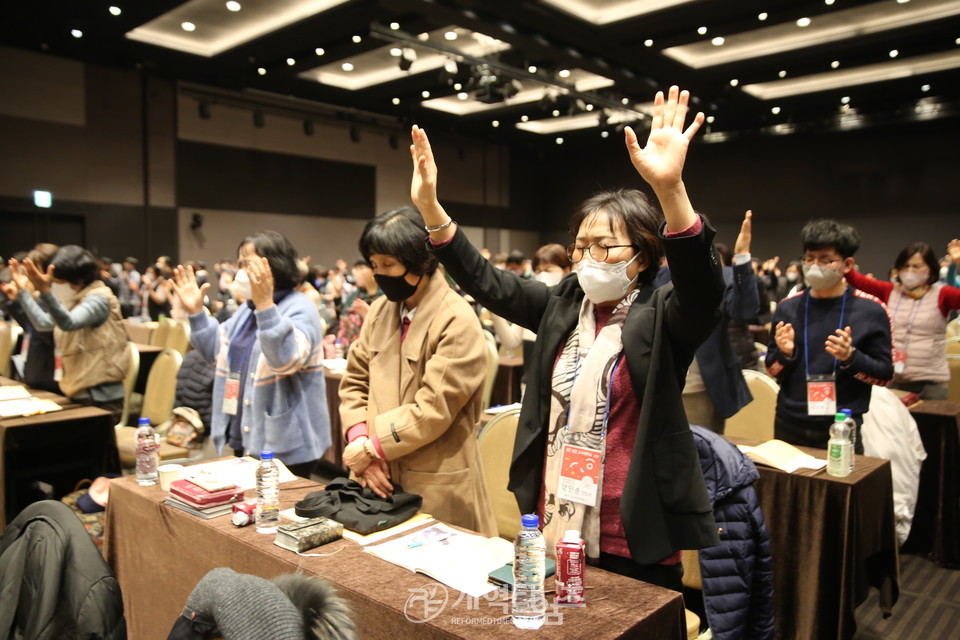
[727,437,899,640]
[0,377,117,530]
[105,472,686,640]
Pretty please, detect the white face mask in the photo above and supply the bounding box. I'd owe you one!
[802,264,844,291]
[574,254,640,305]
[898,270,928,290]
[231,269,253,300]
[786,271,799,283]
[51,282,79,307]
[535,270,564,287]
[940,266,949,281]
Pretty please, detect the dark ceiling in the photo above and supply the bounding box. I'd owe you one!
[3,0,959,144]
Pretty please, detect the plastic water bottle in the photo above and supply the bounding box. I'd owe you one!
[255,451,280,534]
[512,513,547,629]
[840,408,857,472]
[135,417,159,486]
[826,413,852,477]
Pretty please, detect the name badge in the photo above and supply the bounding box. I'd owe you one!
[20,332,30,358]
[223,373,241,416]
[556,443,602,507]
[892,348,906,374]
[806,373,837,416]
[53,346,63,382]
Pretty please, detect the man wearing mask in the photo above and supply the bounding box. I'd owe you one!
[765,219,893,452]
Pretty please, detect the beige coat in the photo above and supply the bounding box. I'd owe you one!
[339,272,497,537]
[55,281,128,397]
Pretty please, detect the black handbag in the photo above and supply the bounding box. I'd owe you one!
[294,477,422,535]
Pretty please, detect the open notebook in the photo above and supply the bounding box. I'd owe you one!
[737,439,827,473]
[364,523,514,598]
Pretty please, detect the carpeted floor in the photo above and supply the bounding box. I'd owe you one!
[854,553,960,639]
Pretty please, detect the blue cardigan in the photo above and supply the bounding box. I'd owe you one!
[189,292,330,465]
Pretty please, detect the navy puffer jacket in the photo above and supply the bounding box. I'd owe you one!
[691,426,775,640]
[175,349,216,430]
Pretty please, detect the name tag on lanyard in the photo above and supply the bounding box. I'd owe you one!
[223,373,241,416]
[53,346,63,382]
[892,348,906,374]
[557,443,602,507]
[806,373,837,416]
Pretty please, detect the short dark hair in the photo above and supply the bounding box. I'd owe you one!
[894,242,939,285]
[532,244,571,272]
[715,242,732,267]
[28,243,59,271]
[801,219,861,258]
[506,250,525,266]
[239,230,301,291]
[50,245,100,287]
[568,189,665,286]
[359,207,439,276]
[123,256,138,266]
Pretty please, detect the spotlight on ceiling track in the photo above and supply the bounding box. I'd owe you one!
[253,110,264,128]
[350,126,360,143]
[198,100,211,120]
[399,48,416,72]
[303,119,314,136]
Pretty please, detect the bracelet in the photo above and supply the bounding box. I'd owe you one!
[424,218,454,233]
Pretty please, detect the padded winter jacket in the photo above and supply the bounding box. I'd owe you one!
[691,426,775,640]
[0,500,126,640]
[175,349,216,431]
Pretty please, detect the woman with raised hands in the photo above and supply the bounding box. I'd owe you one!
[410,86,726,591]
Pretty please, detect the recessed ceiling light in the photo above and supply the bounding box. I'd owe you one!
[391,97,400,105]
[552,109,561,117]
[758,12,768,21]
[585,104,594,111]
[706,115,716,123]
[840,96,850,104]
[889,49,899,58]
[421,90,430,98]
[226,1,242,11]
[457,92,469,100]
[390,22,400,30]
[417,32,429,41]
[286,58,295,66]
[521,115,529,122]
[831,60,840,69]
[390,48,402,57]
[621,97,630,105]
[492,120,500,127]
[825,0,835,5]
[697,26,708,35]
[601,131,609,138]
[897,0,911,3]
[796,17,811,28]
[558,69,571,78]
[257,67,266,76]
[771,106,781,114]
[108,6,121,16]
[341,62,354,71]
[444,31,457,41]
[644,39,654,47]
[712,37,725,46]
[315,47,325,56]
[71,29,83,38]
[181,22,196,32]
[555,137,564,145]
[921,83,931,92]
[778,70,787,78]
[729,78,739,87]
[528,65,537,73]
[352,35,362,43]
[956,37,960,45]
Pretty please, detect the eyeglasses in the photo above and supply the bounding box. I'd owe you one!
[801,256,842,268]
[566,242,638,263]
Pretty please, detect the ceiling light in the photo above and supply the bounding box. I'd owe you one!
[443,59,458,74]
[181,22,196,32]
[390,47,402,57]
[391,97,400,105]
[226,1,242,11]
[601,131,609,138]
[840,96,850,104]
[921,83,931,92]
[825,0,835,4]
[286,58,295,66]
[758,12,768,21]
[341,62,354,71]
[444,31,458,41]
[315,48,325,56]
[644,39,654,47]
[558,69,571,78]
[897,0,910,3]
[620,97,629,105]
[698,26,708,35]
[521,115,529,122]
[831,60,840,69]
[889,49,899,58]
[71,29,83,39]
[729,78,739,87]
[390,22,400,30]
[796,17,811,28]
[771,106,781,115]
[257,67,266,75]
[352,35,362,43]
[711,37,725,46]
[551,109,560,117]
[458,92,469,100]
[417,32,429,41]
[109,6,121,16]
[492,120,500,127]
[541,0,699,25]
[778,70,787,78]
[528,65,537,73]
[706,115,716,123]
[585,104,594,111]
[453,82,462,90]
[555,137,564,145]
[421,90,430,98]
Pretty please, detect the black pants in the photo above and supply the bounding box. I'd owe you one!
[597,552,684,592]
[774,414,864,454]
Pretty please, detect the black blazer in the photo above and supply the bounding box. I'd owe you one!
[433,218,725,563]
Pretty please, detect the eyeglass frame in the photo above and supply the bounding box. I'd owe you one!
[566,241,639,263]
[801,255,844,268]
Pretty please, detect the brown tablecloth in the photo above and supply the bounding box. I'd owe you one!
[104,473,685,640]
[727,437,899,640]
[905,400,960,568]
[0,377,117,530]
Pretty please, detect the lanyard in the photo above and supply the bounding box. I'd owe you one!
[891,289,924,353]
[804,288,848,377]
[564,352,622,462]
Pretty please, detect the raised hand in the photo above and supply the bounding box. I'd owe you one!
[825,326,854,362]
[0,280,17,299]
[22,258,54,294]
[735,210,753,256]
[410,125,455,240]
[246,256,275,311]
[169,265,209,315]
[7,259,30,293]
[624,85,704,194]
[947,239,960,264]
[775,321,795,358]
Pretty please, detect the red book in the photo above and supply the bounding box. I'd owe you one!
[169,479,244,507]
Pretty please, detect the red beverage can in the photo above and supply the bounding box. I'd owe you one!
[555,529,585,607]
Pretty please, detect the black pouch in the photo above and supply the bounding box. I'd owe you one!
[294,477,422,534]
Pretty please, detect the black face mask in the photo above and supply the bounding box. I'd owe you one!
[375,270,422,302]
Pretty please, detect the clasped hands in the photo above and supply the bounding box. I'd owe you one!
[774,322,855,363]
[342,436,393,498]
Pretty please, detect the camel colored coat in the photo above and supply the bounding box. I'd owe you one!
[339,272,497,537]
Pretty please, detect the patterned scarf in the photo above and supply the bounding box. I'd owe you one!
[542,289,637,559]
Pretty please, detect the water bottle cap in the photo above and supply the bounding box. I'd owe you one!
[260,451,274,460]
[834,413,847,422]
[521,513,539,528]
[840,409,852,417]
[138,417,151,426]
[562,529,581,543]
